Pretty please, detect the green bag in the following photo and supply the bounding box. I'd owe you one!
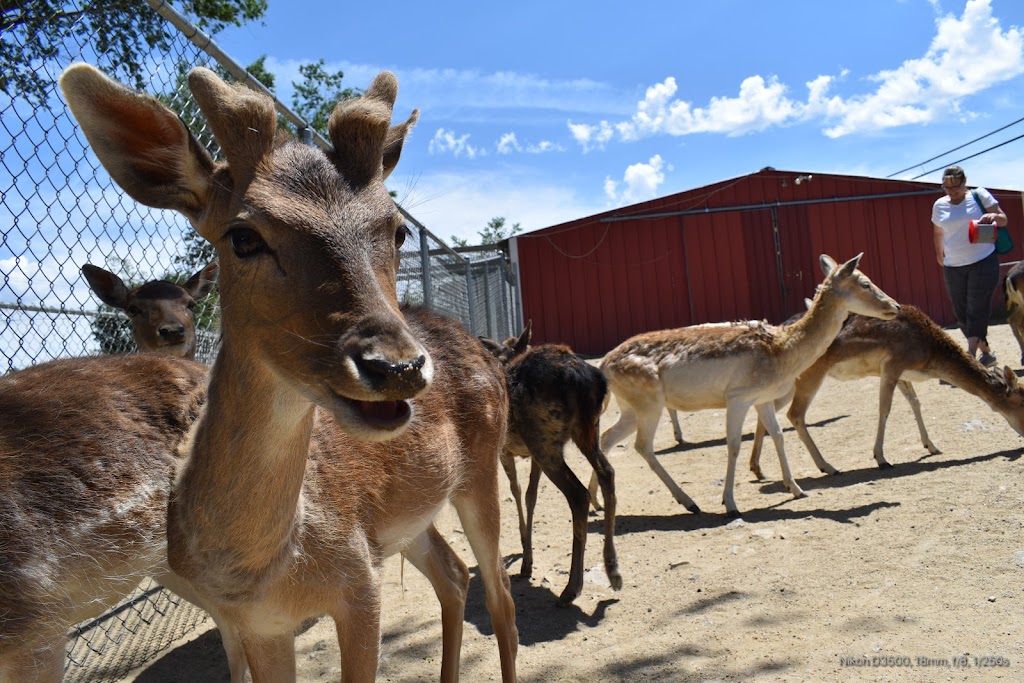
[971,189,1014,255]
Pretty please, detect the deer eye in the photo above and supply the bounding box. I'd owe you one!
[126,305,141,317]
[228,226,267,258]
[395,224,411,250]
[186,300,197,311]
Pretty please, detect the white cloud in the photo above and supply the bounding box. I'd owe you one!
[570,0,1024,145]
[604,155,672,206]
[428,128,484,158]
[568,120,615,152]
[497,132,563,155]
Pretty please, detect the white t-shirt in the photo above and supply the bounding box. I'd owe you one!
[932,187,996,267]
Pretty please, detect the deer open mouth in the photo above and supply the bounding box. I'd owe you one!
[354,398,412,429]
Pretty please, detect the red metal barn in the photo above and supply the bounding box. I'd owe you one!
[509,168,1024,356]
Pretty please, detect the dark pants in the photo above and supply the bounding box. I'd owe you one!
[943,251,1000,342]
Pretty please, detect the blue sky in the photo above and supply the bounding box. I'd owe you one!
[214,0,1024,244]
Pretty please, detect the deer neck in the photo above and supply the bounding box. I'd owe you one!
[170,338,315,597]
[928,350,1005,407]
[780,292,849,377]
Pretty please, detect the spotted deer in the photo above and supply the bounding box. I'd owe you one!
[81,261,218,359]
[60,63,517,683]
[747,305,1024,477]
[0,354,249,683]
[481,321,620,607]
[594,254,899,517]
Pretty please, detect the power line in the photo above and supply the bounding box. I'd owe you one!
[888,114,1024,178]
[910,131,1024,180]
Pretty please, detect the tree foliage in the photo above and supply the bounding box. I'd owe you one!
[451,217,523,248]
[291,59,360,134]
[1,0,267,105]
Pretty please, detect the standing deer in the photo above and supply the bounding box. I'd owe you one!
[60,63,518,683]
[81,261,218,359]
[1004,260,1024,365]
[747,305,1024,477]
[595,254,899,517]
[481,321,620,607]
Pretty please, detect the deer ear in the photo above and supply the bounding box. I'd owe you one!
[184,260,219,300]
[479,336,503,355]
[81,264,130,310]
[382,109,419,180]
[1003,365,1018,391]
[819,254,838,276]
[513,321,532,355]
[60,64,216,222]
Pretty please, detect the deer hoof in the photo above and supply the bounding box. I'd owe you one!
[725,509,742,520]
[556,591,580,608]
[685,502,701,514]
[877,461,894,470]
[609,571,623,591]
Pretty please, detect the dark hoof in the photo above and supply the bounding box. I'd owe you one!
[828,469,843,476]
[878,462,894,470]
[609,571,623,591]
[726,509,742,520]
[685,503,701,514]
[555,592,579,608]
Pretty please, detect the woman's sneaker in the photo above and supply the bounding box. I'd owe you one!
[979,351,997,368]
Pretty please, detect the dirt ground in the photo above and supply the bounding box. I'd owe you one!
[126,322,1024,683]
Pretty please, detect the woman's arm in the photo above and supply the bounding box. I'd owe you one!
[932,222,945,267]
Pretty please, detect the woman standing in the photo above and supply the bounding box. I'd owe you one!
[932,165,1008,366]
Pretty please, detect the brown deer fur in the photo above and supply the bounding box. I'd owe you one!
[59,64,517,682]
[0,355,249,682]
[596,254,899,517]
[81,261,218,359]
[481,322,621,607]
[748,305,1024,477]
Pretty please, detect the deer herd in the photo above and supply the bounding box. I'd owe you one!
[1,65,1023,683]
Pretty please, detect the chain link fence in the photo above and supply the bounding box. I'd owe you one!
[1,0,520,677]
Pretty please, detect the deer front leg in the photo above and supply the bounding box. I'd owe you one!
[873,373,900,468]
[897,380,939,455]
[535,454,593,606]
[453,482,518,683]
[756,401,806,501]
[722,401,753,517]
[242,631,298,683]
[404,525,470,683]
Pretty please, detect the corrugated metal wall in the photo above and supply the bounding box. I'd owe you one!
[514,170,1024,355]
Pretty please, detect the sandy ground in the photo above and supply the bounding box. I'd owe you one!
[125,322,1024,683]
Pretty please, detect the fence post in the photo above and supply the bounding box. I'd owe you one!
[465,261,477,335]
[419,227,432,310]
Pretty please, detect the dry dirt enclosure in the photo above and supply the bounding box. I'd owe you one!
[127,323,1024,683]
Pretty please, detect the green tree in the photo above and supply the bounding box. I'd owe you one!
[291,59,360,134]
[1,0,267,105]
[451,217,522,248]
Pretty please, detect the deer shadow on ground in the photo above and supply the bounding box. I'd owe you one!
[754,445,1023,496]
[653,415,848,455]
[463,562,618,645]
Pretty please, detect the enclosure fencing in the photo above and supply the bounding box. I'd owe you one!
[1,0,519,677]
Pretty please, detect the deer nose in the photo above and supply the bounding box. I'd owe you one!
[159,324,186,341]
[355,353,429,396]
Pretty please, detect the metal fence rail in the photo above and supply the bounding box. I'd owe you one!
[1,0,519,677]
